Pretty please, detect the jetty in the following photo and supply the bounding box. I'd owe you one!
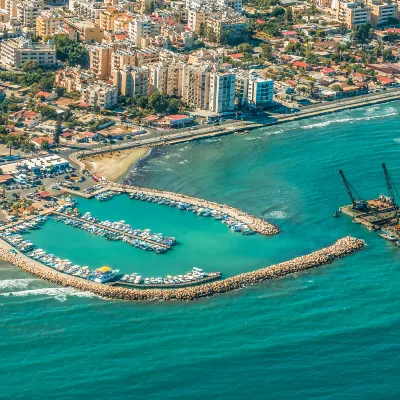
[0,236,365,301]
[53,211,171,249]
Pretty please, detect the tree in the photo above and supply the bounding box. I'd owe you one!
[199,23,206,38]
[206,27,218,44]
[53,34,88,66]
[271,6,285,18]
[237,43,253,54]
[54,115,62,145]
[351,23,373,49]
[261,43,275,61]
[55,87,66,97]
[285,7,293,25]
[21,60,37,73]
[333,42,347,63]
[41,140,50,151]
[383,48,395,62]
[338,23,348,35]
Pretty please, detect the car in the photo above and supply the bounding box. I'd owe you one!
[92,176,99,182]
[64,175,70,179]
[52,185,60,190]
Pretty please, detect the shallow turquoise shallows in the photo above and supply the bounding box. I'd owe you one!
[2,102,400,399]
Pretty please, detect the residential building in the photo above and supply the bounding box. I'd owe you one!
[208,71,235,112]
[69,0,103,22]
[181,62,211,110]
[17,0,44,28]
[336,0,371,28]
[186,0,242,12]
[205,11,249,43]
[0,38,56,67]
[129,15,160,47]
[113,65,149,97]
[99,7,122,32]
[111,49,136,72]
[89,44,113,79]
[148,62,184,96]
[36,11,64,38]
[64,17,104,43]
[81,83,118,109]
[366,0,398,25]
[4,0,18,18]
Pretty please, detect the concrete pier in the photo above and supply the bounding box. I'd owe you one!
[0,236,365,301]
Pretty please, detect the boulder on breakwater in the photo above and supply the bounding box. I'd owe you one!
[0,236,365,302]
[108,183,280,236]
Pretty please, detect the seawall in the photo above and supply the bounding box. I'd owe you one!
[0,236,365,301]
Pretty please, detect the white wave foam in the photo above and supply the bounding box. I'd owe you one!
[264,211,287,220]
[394,138,400,143]
[0,278,38,290]
[178,159,190,165]
[301,111,398,130]
[0,287,99,302]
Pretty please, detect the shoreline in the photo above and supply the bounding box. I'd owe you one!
[83,147,149,182]
[0,236,365,301]
[71,92,400,169]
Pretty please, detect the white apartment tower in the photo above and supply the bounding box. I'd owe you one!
[209,71,235,113]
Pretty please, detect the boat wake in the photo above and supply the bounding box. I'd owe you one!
[0,287,100,302]
[0,278,39,290]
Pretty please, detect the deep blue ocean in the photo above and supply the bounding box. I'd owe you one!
[2,102,400,399]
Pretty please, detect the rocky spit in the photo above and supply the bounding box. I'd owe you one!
[0,236,364,302]
[107,183,280,236]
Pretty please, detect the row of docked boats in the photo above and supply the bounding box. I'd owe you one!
[119,267,216,286]
[4,215,49,234]
[95,190,121,201]
[129,192,255,235]
[1,233,34,252]
[54,212,176,254]
[27,248,119,283]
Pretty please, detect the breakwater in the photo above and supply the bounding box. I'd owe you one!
[0,236,364,301]
[107,183,279,235]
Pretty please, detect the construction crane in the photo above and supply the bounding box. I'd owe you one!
[382,163,399,219]
[339,170,368,210]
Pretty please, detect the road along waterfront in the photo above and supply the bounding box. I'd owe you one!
[0,236,364,301]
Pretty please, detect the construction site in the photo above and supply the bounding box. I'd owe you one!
[339,163,400,243]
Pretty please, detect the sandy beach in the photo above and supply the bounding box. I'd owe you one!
[84,147,149,182]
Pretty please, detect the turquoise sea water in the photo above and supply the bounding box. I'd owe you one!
[2,102,400,399]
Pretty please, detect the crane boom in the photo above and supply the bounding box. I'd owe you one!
[382,163,399,210]
[339,170,367,210]
[339,170,357,207]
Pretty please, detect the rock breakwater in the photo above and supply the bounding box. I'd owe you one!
[0,236,364,301]
[108,183,280,235]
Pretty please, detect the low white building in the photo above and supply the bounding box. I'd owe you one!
[23,155,69,174]
[0,38,57,67]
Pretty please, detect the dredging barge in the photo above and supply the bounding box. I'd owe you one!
[339,164,400,245]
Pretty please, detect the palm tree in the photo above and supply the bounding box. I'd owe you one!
[334,42,347,62]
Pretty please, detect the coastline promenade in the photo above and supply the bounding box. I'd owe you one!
[69,89,400,166]
[0,236,365,301]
